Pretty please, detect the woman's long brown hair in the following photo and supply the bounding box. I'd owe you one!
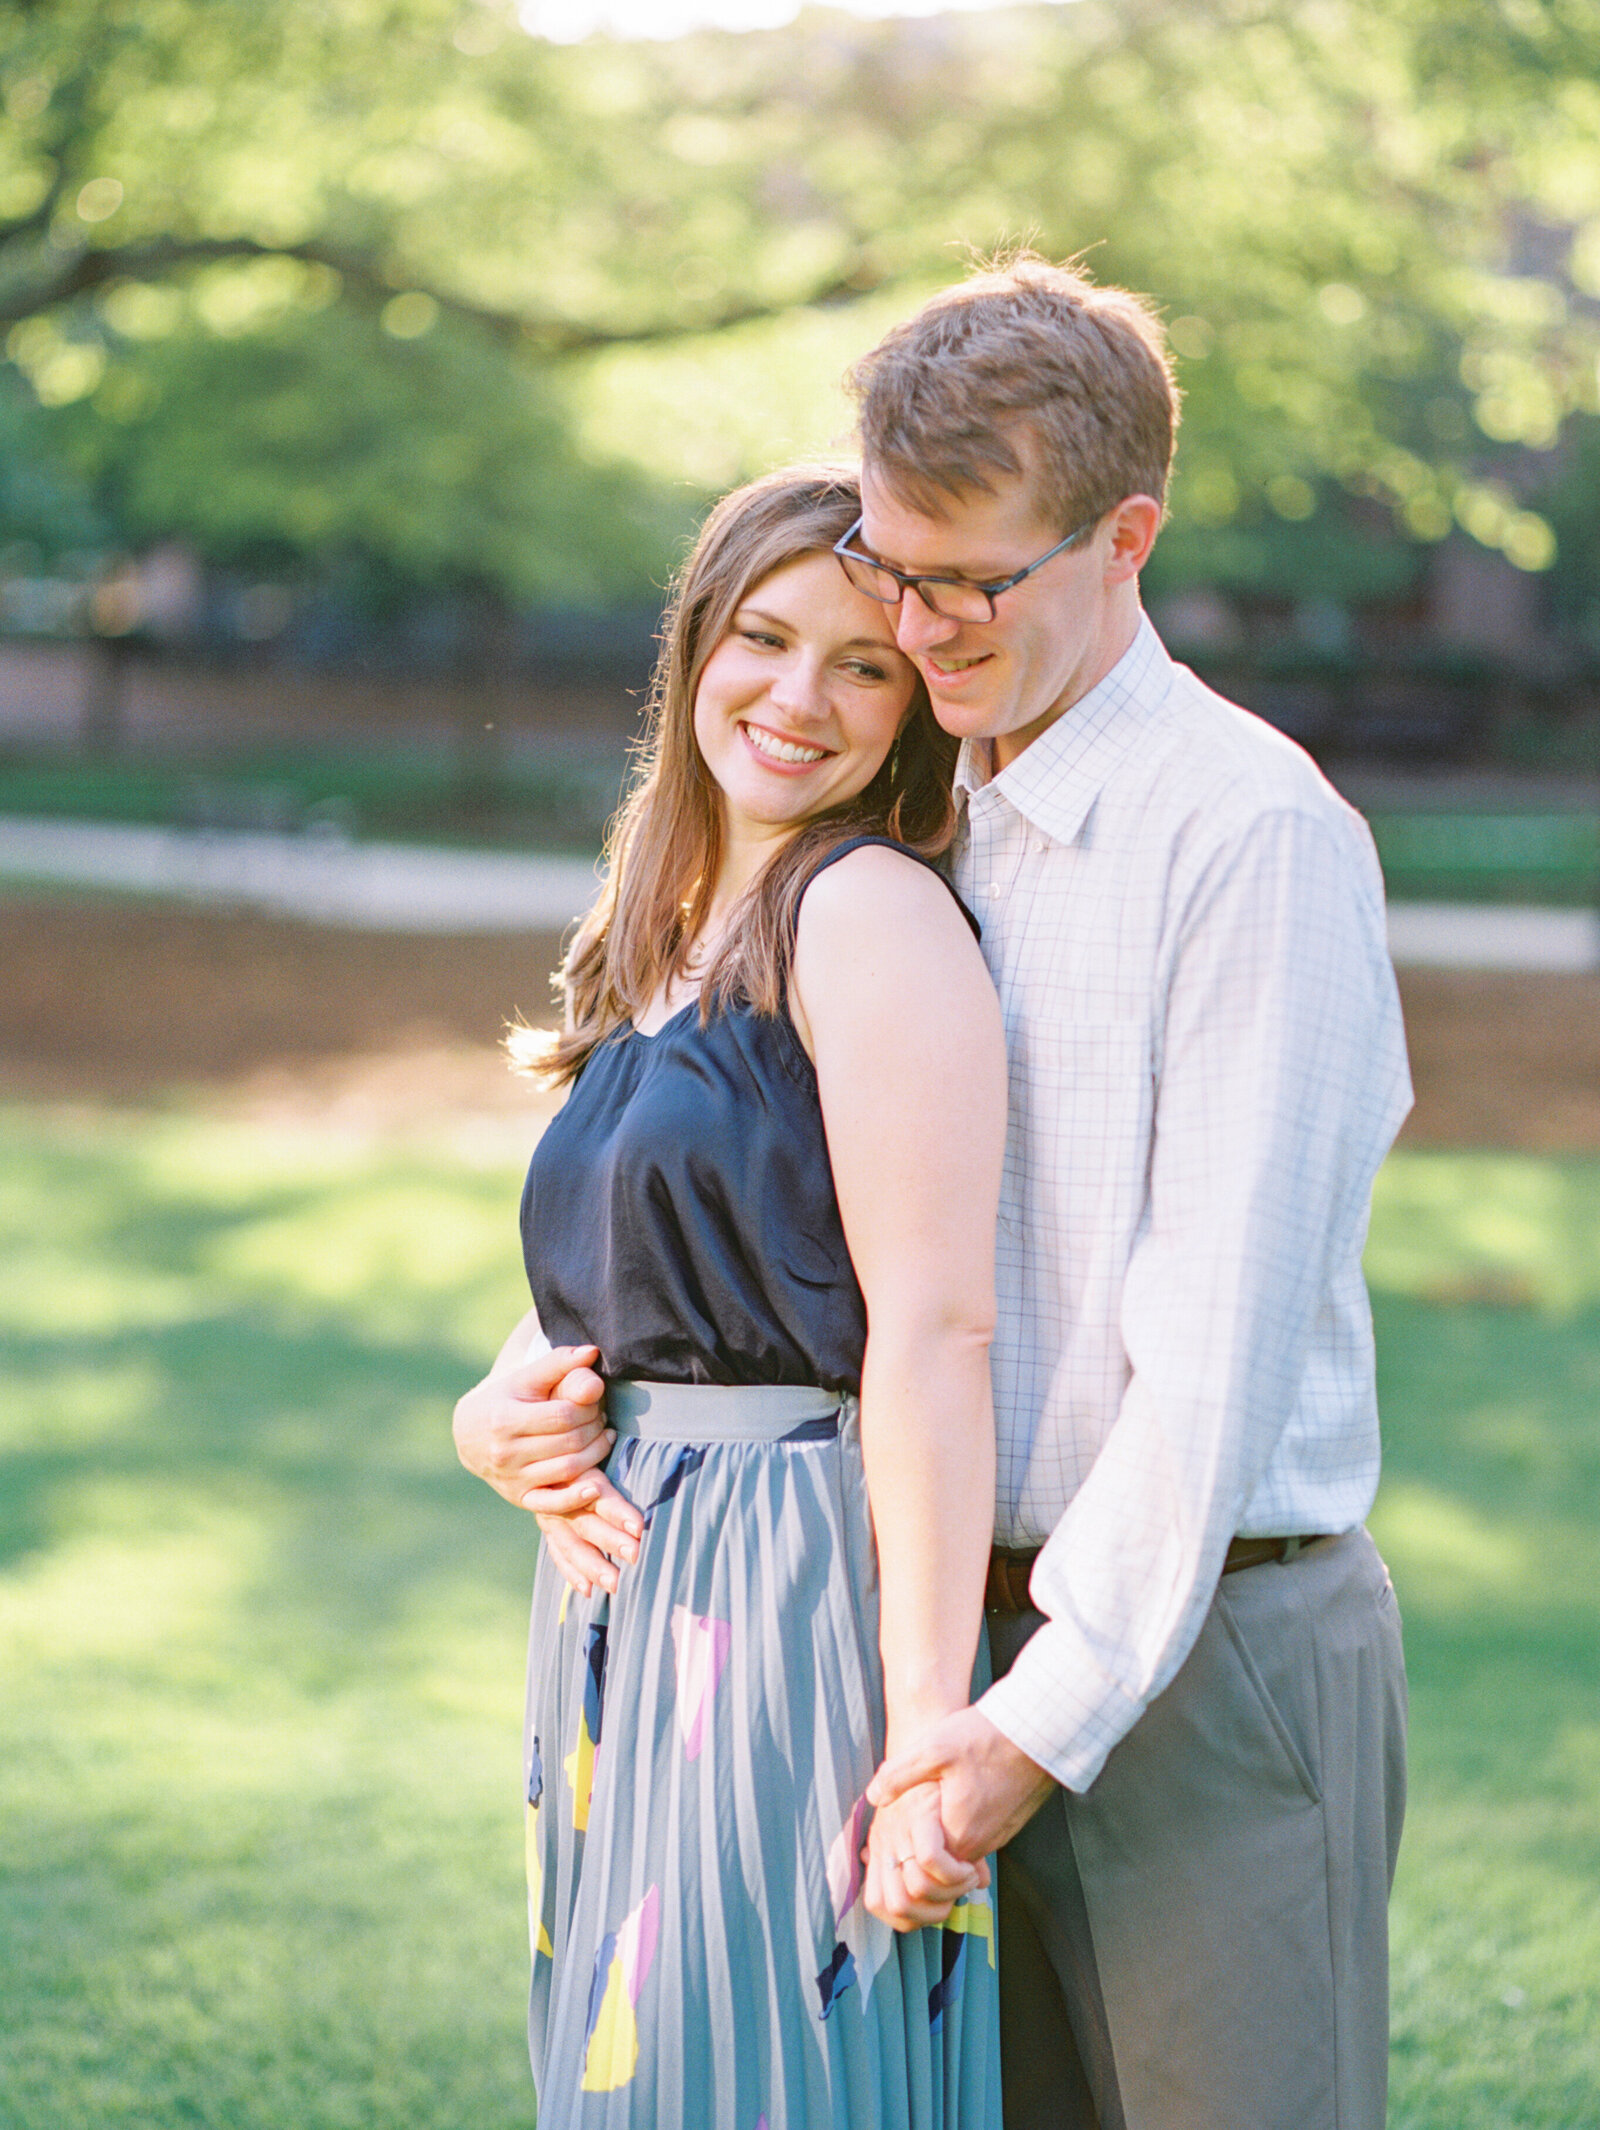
[518,464,958,1087]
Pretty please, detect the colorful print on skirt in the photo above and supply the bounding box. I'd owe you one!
[522,1396,1001,2129]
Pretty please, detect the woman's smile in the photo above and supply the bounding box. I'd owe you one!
[740,719,832,769]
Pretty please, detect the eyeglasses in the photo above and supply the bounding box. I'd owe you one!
[832,511,1102,624]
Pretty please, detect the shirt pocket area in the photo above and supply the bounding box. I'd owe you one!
[999,1019,1153,1248]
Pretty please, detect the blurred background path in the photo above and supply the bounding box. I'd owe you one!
[3,811,1595,965]
[0,813,601,932]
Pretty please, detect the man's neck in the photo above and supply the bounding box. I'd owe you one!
[991,599,1143,774]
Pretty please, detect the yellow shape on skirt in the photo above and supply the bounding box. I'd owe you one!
[581,1946,642,2092]
[945,1896,997,1968]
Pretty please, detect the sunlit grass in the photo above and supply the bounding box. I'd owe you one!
[0,1117,1597,2124]
[1367,1157,1600,2128]
[1368,1152,1600,1318]
[0,1105,540,2129]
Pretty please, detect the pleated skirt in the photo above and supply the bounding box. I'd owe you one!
[523,1381,1002,2130]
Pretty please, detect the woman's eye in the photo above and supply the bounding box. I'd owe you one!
[843,659,890,682]
[739,629,785,650]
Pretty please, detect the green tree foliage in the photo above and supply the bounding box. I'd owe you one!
[0,0,736,593]
[2,0,1598,606]
[40,269,684,599]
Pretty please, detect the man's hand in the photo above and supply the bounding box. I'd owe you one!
[868,1706,1056,1860]
[453,1342,645,1595]
[453,1342,615,1511]
[862,1780,989,1932]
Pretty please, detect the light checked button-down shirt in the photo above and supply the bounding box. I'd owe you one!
[962,617,1412,1793]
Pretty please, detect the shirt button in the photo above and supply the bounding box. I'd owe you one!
[987,882,1001,898]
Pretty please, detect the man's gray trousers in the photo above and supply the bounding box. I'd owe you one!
[990,1527,1407,2130]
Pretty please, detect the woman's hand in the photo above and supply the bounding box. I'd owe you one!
[862,1778,988,1933]
[453,1343,614,1511]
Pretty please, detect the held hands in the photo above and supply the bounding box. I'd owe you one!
[868,1706,1057,1866]
[862,1780,989,1933]
[452,1343,644,1596]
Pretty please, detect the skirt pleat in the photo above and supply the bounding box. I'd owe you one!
[523,1393,1002,2130]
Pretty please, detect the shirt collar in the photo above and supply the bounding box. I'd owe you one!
[954,615,1174,847]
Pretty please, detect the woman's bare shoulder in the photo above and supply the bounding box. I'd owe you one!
[796,842,973,953]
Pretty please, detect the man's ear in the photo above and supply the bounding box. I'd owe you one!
[1103,495,1163,583]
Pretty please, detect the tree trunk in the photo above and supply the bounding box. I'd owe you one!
[82,635,132,757]
[454,590,513,821]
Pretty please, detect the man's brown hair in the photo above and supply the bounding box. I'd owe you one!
[847,250,1180,534]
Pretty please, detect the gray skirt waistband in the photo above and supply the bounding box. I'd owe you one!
[608,1379,845,1443]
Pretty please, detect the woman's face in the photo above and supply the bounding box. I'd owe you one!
[692,551,919,845]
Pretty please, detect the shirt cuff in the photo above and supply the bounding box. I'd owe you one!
[979,1612,1149,1794]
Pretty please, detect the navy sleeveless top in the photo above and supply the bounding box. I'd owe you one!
[521,836,979,1395]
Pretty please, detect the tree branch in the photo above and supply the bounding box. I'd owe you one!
[0,170,69,254]
[0,230,888,353]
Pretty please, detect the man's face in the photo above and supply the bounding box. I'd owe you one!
[858,458,1123,768]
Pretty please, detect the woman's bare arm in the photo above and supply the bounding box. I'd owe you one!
[791,847,1006,1929]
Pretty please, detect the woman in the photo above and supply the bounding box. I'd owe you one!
[453,466,1006,2128]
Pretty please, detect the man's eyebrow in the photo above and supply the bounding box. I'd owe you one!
[859,542,1005,583]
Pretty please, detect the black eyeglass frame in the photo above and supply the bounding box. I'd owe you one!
[832,510,1104,624]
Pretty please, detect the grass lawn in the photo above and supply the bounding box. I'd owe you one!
[1368,1156,1600,2128]
[1,1108,1597,2127]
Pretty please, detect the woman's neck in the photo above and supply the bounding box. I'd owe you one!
[699,819,794,938]
[640,822,793,1031]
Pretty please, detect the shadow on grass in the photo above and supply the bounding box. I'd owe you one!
[0,1112,539,1650]
[1373,1287,1600,1769]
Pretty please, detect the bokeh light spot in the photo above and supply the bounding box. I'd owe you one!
[76,177,124,223]
[382,291,441,339]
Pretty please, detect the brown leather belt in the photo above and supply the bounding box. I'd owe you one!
[984,1535,1331,1614]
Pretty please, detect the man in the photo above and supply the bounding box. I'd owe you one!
[847,255,1410,2129]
